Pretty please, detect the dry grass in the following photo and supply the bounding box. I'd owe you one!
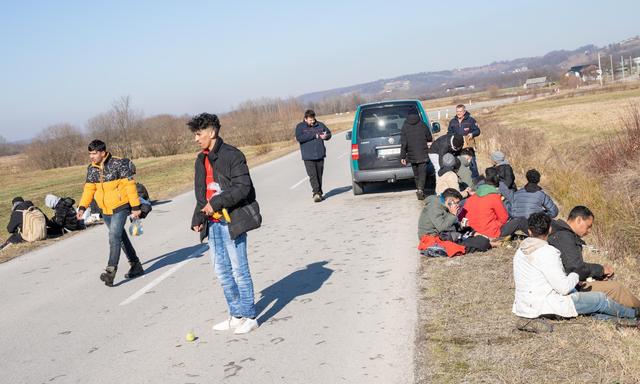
[416,248,640,384]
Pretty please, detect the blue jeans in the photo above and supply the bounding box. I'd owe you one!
[208,222,256,318]
[571,291,637,321]
[103,209,139,268]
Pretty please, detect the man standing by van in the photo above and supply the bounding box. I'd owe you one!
[448,104,480,178]
[295,110,332,202]
[77,140,144,287]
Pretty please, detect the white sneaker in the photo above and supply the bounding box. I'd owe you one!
[212,317,243,331]
[234,318,259,334]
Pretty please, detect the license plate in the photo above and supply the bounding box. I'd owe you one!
[377,148,401,156]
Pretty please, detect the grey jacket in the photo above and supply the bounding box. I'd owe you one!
[418,195,458,238]
[511,184,558,219]
[457,156,474,190]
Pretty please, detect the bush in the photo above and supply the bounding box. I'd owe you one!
[25,124,86,169]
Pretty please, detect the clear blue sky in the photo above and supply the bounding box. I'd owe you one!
[1,0,639,141]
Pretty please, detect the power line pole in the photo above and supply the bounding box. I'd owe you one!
[610,55,615,81]
[597,52,603,86]
[621,56,625,81]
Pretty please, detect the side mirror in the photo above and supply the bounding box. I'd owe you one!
[431,122,441,133]
[346,131,352,140]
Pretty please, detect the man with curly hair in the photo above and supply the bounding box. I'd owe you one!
[188,113,262,335]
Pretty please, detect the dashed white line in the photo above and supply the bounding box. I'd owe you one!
[119,244,209,306]
[290,176,309,190]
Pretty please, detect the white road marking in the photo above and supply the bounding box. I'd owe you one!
[337,152,349,159]
[290,176,309,190]
[119,244,209,306]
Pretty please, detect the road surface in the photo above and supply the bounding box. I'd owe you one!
[0,131,423,383]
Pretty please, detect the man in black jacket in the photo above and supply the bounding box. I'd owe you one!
[401,114,433,200]
[45,194,85,231]
[295,109,332,202]
[448,105,481,178]
[3,197,61,249]
[188,113,262,335]
[548,206,640,309]
[427,133,464,179]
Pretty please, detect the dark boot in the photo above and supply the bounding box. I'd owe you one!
[416,190,425,200]
[100,266,117,287]
[125,261,144,279]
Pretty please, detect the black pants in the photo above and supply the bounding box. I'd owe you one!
[500,217,529,237]
[411,162,427,191]
[304,159,324,195]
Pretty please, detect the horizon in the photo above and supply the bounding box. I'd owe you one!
[1,0,639,141]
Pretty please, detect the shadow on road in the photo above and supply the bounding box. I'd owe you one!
[255,261,333,325]
[323,186,352,199]
[150,199,172,206]
[114,244,208,286]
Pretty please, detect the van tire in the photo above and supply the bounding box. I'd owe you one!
[352,181,365,195]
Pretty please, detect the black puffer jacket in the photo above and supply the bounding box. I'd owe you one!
[400,114,432,163]
[7,200,34,235]
[428,134,462,162]
[548,220,604,281]
[53,198,83,231]
[496,164,517,191]
[191,138,262,241]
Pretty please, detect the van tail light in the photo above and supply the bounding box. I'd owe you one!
[351,144,359,160]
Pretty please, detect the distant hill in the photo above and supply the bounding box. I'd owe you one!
[298,35,640,103]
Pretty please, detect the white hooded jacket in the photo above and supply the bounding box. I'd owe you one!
[512,237,580,318]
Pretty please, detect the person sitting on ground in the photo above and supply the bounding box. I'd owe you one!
[418,188,490,252]
[511,169,558,219]
[460,168,528,241]
[435,153,472,198]
[483,166,514,216]
[457,148,475,191]
[400,113,433,200]
[45,194,86,232]
[548,206,640,309]
[5,197,61,246]
[513,212,638,323]
[491,151,517,191]
[427,133,464,178]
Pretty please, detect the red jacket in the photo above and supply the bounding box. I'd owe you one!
[461,187,508,238]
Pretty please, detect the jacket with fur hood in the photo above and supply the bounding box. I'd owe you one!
[400,114,432,163]
[512,237,579,318]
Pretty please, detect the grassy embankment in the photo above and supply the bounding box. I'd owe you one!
[416,83,640,383]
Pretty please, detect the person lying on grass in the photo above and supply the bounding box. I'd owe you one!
[512,212,639,324]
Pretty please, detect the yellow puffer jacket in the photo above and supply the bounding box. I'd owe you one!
[79,153,141,215]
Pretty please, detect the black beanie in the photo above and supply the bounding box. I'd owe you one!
[451,134,464,149]
[12,196,24,205]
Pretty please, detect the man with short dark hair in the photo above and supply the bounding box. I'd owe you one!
[77,139,144,286]
[188,113,262,335]
[511,169,558,219]
[448,104,480,178]
[295,109,332,202]
[548,206,640,309]
[419,188,463,238]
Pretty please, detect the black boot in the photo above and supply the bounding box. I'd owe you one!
[100,266,117,287]
[416,190,425,200]
[124,261,144,279]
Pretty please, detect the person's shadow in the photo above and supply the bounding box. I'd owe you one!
[255,261,333,325]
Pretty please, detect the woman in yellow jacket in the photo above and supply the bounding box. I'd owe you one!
[77,140,144,286]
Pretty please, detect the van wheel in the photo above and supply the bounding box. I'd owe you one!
[352,181,365,195]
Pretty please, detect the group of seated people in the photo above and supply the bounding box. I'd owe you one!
[418,149,640,325]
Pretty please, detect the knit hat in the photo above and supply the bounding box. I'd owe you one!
[451,134,464,150]
[441,153,456,168]
[491,151,508,165]
[45,194,61,209]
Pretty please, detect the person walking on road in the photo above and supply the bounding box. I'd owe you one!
[77,140,144,287]
[188,113,263,335]
[401,113,433,200]
[295,109,332,202]
[448,104,481,178]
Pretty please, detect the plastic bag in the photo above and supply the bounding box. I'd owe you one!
[129,218,144,236]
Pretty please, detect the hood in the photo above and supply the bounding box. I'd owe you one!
[519,237,547,257]
[438,167,456,177]
[524,183,542,193]
[475,184,499,197]
[405,114,420,125]
[45,194,61,209]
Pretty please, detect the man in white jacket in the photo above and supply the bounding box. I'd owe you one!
[513,213,638,322]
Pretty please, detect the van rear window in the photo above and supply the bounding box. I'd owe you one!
[358,104,421,139]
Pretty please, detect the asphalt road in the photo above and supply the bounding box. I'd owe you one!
[0,131,423,383]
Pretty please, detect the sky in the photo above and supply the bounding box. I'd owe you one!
[1,0,639,141]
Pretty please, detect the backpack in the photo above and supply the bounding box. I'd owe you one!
[18,206,47,242]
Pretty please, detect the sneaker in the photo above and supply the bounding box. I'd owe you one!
[99,266,117,287]
[416,190,425,200]
[313,194,322,203]
[212,316,244,331]
[234,318,259,334]
[124,261,144,279]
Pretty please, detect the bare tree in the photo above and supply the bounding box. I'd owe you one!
[86,96,143,158]
[25,124,86,169]
[139,114,191,156]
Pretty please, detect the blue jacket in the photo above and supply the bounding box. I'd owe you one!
[511,184,559,219]
[295,121,332,161]
[447,111,480,137]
